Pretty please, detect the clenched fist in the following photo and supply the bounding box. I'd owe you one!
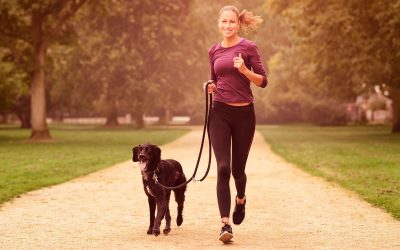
[233,53,248,74]
[204,81,216,93]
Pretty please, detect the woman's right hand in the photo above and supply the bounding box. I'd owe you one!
[204,81,216,93]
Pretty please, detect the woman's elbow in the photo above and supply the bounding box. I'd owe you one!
[258,75,268,88]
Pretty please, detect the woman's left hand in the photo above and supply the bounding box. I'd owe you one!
[233,53,248,74]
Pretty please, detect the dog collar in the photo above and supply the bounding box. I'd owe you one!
[153,170,159,183]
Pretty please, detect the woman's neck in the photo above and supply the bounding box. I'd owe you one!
[221,36,241,48]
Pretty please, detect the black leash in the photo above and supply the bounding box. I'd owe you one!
[154,80,214,190]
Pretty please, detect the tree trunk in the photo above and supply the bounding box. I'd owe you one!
[13,95,31,128]
[18,111,31,129]
[390,87,400,133]
[165,109,171,125]
[134,106,144,129]
[135,111,144,129]
[0,114,8,124]
[159,108,171,125]
[30,10,51,140]
[105,102,119,126]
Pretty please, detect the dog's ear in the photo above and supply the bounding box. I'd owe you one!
[154,145,161,161]
[132,145,140,162]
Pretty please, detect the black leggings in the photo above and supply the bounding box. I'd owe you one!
[209,101,255,218]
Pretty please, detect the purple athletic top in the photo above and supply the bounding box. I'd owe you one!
[208,38,268,103]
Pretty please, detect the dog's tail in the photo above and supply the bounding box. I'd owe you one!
[174,173,186,226]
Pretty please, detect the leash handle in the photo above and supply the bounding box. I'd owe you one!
[155,80,214,190]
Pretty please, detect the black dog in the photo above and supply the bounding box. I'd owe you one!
[132,143,187,236]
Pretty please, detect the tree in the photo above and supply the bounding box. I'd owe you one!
[0,0,88,140]
[371,0,400,132]
[70,0,209,127]
[265,0,400,131]
[0,48,30,126]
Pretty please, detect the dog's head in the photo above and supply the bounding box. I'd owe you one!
[132,143,161,172]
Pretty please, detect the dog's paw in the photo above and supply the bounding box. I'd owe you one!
[153,228,160,236]
[147,227,153,235]
[163,228,171,235]
[177,215,183,226]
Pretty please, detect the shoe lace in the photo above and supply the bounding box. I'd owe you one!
[221,221,232,232]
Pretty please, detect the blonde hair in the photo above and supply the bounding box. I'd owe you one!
[218,5,263,32]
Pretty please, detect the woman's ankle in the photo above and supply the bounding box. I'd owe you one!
[236,195,246,205]
[221,217,230,226]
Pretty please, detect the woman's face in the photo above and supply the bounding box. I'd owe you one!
[218,10,240,39]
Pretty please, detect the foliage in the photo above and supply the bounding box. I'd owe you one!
[0,49,28,113]
[3,0,399,131]
[46,0,211,127]
[264,0,400,130]
[0,0,89,139]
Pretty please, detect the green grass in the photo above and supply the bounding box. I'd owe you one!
[258,125,400,220]
[0,124,188,204]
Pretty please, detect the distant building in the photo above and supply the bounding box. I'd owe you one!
[348,91,392,124]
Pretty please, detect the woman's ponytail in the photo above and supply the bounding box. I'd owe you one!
[238,9,263,32]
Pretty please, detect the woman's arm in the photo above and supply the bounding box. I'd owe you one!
[237,64,265,87]
[233,43,268,88]
[208,46,217,82]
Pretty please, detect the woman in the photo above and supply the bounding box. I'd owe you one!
[207,5,268,243]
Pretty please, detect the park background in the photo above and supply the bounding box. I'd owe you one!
[1,0,399,136]
[0,0,399,229]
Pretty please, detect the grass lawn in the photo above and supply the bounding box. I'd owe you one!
[0,124,188,204]
[258,125,400,220]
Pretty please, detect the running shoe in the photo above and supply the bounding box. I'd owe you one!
[232,196,246,225]
[219,223,234,243]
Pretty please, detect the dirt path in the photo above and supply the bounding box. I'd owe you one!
[1,128,399,249]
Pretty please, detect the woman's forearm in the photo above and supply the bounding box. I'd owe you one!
[242,68,264,87]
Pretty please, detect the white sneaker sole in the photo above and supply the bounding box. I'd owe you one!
[219,231,234,243]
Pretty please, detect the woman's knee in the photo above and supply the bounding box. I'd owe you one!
[217,164,231,180]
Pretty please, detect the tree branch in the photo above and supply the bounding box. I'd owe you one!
[43,0,89,49]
